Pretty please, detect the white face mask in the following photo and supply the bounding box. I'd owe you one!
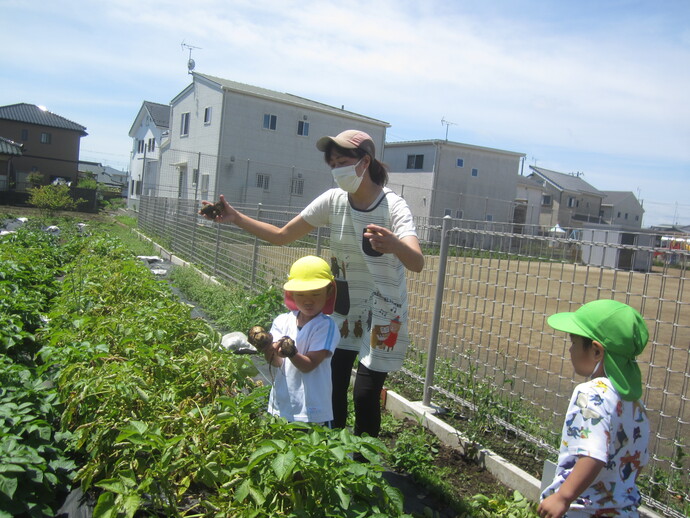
[332,159,365,193]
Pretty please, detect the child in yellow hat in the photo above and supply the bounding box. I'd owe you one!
[263,256,340,425]
[538,300,650,518]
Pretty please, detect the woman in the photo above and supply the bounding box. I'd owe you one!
[201,129,423,437]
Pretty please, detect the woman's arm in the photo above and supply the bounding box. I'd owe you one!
[201,194,315,245]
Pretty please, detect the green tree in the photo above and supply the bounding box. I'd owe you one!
[28,184,84,215]
[27,172,45,187]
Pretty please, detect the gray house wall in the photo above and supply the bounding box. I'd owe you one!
[385,140,524,223]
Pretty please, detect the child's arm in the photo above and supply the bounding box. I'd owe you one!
[538,456,604,518]
[264,342,282,367]
[286,350,331,373]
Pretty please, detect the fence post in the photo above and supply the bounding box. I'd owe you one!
[315,227,322,256]
[213,218,221,276]
[251,204,262,286]
[422,215,452,408]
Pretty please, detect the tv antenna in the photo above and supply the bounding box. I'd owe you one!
[441,117,457,141]
[181,41,201,74]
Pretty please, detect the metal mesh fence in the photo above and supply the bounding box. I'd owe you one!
[138,196,688,517]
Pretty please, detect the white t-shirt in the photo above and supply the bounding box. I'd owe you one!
[300,187,417,372]
[267,311,339,423]
[541,377,650,517]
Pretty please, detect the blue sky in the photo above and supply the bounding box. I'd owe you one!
[2,0,688,227]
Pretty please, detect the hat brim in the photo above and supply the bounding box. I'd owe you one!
[547,312,592,339]
[316,135,357,152]
[283,278,333,291]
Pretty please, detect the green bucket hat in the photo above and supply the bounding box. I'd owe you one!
[547,300,649,401]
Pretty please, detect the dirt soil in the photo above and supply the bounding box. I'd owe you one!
[379,416,513,517]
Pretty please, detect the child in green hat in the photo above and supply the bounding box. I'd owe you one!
[538,300,650,518]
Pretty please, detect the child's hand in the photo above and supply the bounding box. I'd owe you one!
[537,493,569,518]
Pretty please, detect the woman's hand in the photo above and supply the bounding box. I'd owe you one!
[363,224,397,255]
[364,224,424,272]
[199,194,238,224]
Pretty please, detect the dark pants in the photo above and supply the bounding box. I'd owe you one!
[330,348,388,437]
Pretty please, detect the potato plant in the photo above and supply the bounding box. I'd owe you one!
[1,221,409,517]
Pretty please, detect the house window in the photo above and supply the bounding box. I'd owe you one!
[180,112,190,136]
[147,138,155,152]
[625,213,629,219]
[192,168,199,186]
[471,168,478,177]
[486,214,494,222]
[635,215,639,221]
[291,177,304,195]
[263,114,277,131]
[567,197,576,208]
[204,107,212,125]
[542,195,552,206]
[21,129,28,141]
[137,140,145,153]
[443,208,452,216]
[456,158,464,167]
[617,211,621,218]
[40,132,52,144]
[297,120,309,136]
[456,210,463,219]
[406,154,424,169]
[256,173,270,191]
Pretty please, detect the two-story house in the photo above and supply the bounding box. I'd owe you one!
[384,140,525,224]
[599,191,644,229]
[527,166,604,229]
[128,101,170,207]
[156,72,388,206]
[0,103,87,193]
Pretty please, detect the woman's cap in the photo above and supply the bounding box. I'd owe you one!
[316,129,376,157]
[283,256,336,315]
[548,299,649,401]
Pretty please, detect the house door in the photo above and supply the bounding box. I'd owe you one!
[178,166,187,199]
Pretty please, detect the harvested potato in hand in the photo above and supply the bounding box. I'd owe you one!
[247,326,273,351]
[277,336,297,358]
[199,200,224,219]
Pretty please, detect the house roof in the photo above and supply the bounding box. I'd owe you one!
[0,136,23,156]
[529,165,602,196]
[143,101,170,128]
[600,191,639,207]
[191,73,389,126]
[0,103,87,135]
[385,139,525,158]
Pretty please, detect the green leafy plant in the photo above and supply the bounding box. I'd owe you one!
[28,184,84,215]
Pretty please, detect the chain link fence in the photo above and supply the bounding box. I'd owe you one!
[138,195,688,517]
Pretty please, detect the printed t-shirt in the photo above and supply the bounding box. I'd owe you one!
[300,187,417,372]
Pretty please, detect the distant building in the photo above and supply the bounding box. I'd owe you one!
[527,166,604,229]
[155,72,388,205]
[385,140,525,224]
[0,136,23,193]
[514,174,545,233]
[0,103,87,192]
[78,161,129,196]
[128,101,170,207]
[599,190,644,229]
